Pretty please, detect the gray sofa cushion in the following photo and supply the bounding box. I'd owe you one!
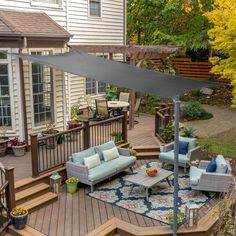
[94,141,116,161]
[72,147,96,164]
[190,166,205,185]
[108,155,136,171]
[215,155,228,173]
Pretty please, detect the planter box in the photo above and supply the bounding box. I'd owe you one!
[42,130,59,149]
[12,145,26,157]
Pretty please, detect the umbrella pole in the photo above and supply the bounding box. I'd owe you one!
[173,96,180,236]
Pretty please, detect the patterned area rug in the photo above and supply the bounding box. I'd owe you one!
[87,162,215,224]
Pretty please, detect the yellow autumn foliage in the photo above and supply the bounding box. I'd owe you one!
[205,0,236,107]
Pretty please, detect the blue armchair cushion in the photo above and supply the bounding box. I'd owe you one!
[94,141,116,160]
[206,160,217,172]
[179,141,189,155]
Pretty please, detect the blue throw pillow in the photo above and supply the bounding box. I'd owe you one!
[179,141,189,155]
[206,160,217,172]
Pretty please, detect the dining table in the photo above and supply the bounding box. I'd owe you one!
[107,101,129,116]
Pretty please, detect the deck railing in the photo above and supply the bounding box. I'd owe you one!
[30,112,128,177]
[155,103,173,143]
[0,164,15,234]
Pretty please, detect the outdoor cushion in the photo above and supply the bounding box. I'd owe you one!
[179,141,189,155]
[190,166,206,185]
[94,141,116,160]
[102,147,119,162]
[84,153,101,170]
[72,147,96,164]
[88,162,116,181]
[179,137,196,151]
[215,155,228,173]
[206,160,217,172]
[159,150,189,164]
[108,155,136,171]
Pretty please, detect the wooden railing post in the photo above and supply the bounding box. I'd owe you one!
[30,134,40,177]
[83,120,90,149]
[5,167,15,211]
[122,111,128,143]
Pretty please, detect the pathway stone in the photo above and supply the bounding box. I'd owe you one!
[184,105,236,138]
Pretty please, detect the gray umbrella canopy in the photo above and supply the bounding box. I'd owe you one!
[12,50,219,98]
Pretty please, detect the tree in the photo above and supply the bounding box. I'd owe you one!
[205,0,236,107]
[127,0,214,51]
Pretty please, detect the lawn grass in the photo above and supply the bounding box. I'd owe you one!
[198,138,236,157]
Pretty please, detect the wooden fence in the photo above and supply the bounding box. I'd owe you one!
[0,164,15,234]
[149,57,229,83]
[30,112,128,177]
[155,104,173,143]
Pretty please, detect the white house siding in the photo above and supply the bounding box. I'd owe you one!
[67,0,125,108]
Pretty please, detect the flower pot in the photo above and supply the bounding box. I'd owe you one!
[0,137,8,157]
[12,145,26,157]
[169,220,182,229]
[42,130,59,149]
[66,183,78,193]
[67,121,82,141]
[10,211,28,229]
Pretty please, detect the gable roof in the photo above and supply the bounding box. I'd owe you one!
[0,10,70,38]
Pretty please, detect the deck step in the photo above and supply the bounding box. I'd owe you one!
[8,225,46,236]
[17,192,58,213]
[15,166,66,191]
[136,152,159,159]
[3,233,12,236]
[132,145,160,152]
[117,142,130,148]
[15,183,50,204]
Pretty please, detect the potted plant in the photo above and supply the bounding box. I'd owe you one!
[129,148,137,157]
[166,211,185,229]
[68,97,82,130]
[66,177,79,193]
[9,137,26,157]
[10,207,28,229]
[42,123,59,149]
[0,127,8,157]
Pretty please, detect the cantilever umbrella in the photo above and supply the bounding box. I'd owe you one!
[12,50,220,236]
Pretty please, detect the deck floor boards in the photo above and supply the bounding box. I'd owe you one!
[27,160,219,236]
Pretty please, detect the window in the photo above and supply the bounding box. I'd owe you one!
[31,51,54,126]
[0,51,11,127]
[89,0,101,17]
[86,54,107,95]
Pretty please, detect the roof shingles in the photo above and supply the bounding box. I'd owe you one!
[0,10,70,38]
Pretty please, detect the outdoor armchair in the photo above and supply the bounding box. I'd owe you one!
[190,159,232,192]
[119,92,130,103]
[159,137,200,173]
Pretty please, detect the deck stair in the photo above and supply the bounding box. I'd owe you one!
[14,168,66,213]
[132,146,160,159]
[8,225,46,236]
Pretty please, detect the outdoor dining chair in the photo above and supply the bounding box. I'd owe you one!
[94,99,111,120]
[84,95,96,116]
[119,92,130,103]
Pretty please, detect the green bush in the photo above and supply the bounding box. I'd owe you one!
[181,127,195,138]
[161,121,174,143]
[146,95,160,114]
[105,85,119,101]
[181,101,213,120]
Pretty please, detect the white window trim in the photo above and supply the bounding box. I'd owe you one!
[31,0,63,9]
[0,49,15,133]
[88,0,102,19]
[29,49,57,131]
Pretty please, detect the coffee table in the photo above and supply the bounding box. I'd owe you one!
[126,165,173,201]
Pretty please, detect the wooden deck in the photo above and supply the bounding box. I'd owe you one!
[26,160,219,236]
[0,113,158,181]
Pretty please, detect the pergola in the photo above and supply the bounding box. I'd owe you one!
[69,44,179,129]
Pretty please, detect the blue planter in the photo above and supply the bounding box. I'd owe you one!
[10,212,28,229]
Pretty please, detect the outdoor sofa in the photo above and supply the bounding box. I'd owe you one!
[190,155,232,192]
[159,137,200,173]
[66,141,136,192]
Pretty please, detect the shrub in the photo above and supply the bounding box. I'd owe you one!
[161,121,174,143]
[181,101,213,120]
[146,95,160,114]
[181,127,195,138]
